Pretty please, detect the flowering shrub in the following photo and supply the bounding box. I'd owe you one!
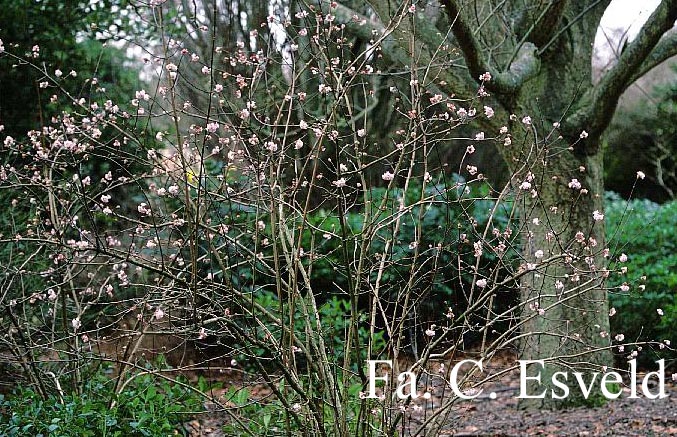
[0,0,672,433]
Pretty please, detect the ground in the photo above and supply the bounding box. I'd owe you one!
[182,350,677,436]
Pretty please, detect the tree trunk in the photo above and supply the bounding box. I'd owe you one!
[513,136,613,408]
[502,8,616,406]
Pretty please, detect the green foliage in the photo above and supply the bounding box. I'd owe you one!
[220,386,291,436]
[227,177,516,359]
[220,380,377,436]
[299,177,515,302]
[605,193,677,362]
[318,296,386,359]
[241,292,386,371]
[0,366,203,436]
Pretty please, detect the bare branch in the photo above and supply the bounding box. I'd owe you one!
[439,0,540,95]
[625,30,677,87]
[317,0,385,42]
[362,0,480,98]
[536,0,612,56]
[518,0,569,49]
[564,0,677,153]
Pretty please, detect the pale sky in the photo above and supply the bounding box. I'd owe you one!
[596,0,662,53]
[593,0,665,74]
[600,0,661,39]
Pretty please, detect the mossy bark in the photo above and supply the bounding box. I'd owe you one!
[513,143,613,409]
[504,44,614,409]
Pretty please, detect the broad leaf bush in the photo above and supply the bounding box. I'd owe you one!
[605,192,677,363]
[0,365,203,436]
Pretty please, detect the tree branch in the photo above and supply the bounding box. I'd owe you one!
[518,0,569,49]
[564,0,677,154]
[439,0,540,95]
[361,0,479,98]
[316,0,384,43]
[535,0,611,56]
[624,30,677,88]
